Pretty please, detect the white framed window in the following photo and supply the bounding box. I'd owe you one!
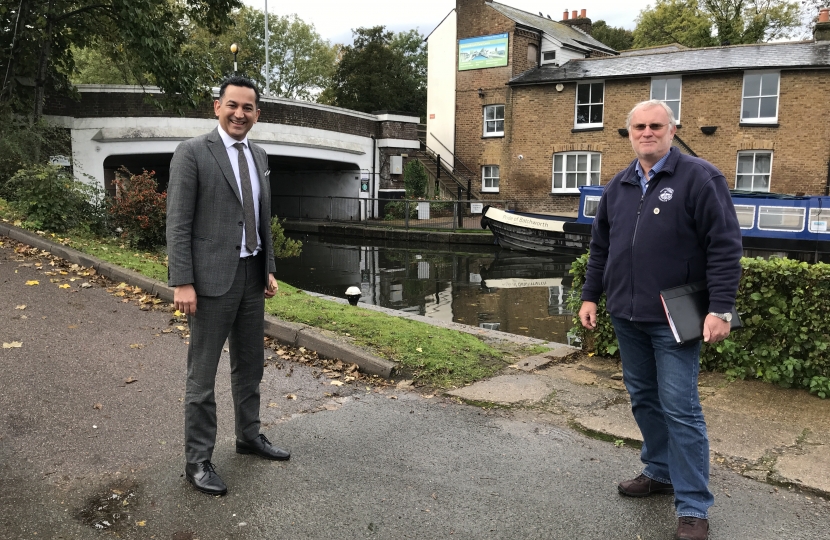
[574,81,604,128]
[651,77,681,123]
[483,105,505,137]
[809,208,830,234]
[482,165,500,192]
[758,206,805,232]
[583,195,602,218]
[553,152,601,193]
[542,51,556,62]
[741,71,779,123]
[733,204,756,229]
[736,151,772,192]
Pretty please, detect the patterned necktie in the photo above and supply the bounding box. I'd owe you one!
[233,142,258,253]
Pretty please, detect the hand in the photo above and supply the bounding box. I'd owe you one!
[265,274,278,298]
[174,284,197,315]
[579,301,598,330]
[703,315,731,343]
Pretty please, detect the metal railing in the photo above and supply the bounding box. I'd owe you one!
[274,195,511,231]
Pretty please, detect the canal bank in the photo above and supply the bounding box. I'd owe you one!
[282,219,498,247]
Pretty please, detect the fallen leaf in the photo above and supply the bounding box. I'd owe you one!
[15,305,25,310]
[124,377,138,384]
[136,521,146,527]
[176,326,186,331]
[330,380,344,386]
[173,310,184,317]
[267,402,279,408]
[58,284,71,289]
[81,282,92,289]
[3,342,23,348]
[416,347,423,353]
[93,403,103,410]
[25,280,39,286]
[285,394,297,400]
[129,343,143,349]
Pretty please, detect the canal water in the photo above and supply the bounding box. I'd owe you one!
[274,234,580,343]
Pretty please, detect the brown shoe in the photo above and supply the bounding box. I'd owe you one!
[676,517,708,540]
[618,473,674,497]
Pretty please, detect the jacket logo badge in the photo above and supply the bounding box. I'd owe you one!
[658,188,674,202]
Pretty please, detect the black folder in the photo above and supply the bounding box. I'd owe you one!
[659,281,741,344]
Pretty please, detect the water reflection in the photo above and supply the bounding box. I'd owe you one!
[274,235,579,342]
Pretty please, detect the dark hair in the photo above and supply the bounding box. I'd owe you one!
[219,76,260,105]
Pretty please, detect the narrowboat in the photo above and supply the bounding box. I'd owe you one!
[482,185,830,262]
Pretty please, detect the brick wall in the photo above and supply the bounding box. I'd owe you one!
[457,68,830,212]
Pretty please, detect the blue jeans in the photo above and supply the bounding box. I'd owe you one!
[611,316,713,519]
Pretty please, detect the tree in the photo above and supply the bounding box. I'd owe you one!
[182,7,336,100]
[0,0,242,121]
[634,0,716,48]
[591,21,635,51]
[702,0,801,43]
[321,26,427,120]
[633,0,801,48]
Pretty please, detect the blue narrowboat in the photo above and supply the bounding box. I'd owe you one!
[482,185,830,262]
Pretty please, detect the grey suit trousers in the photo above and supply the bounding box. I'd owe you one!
[184,253,265,464]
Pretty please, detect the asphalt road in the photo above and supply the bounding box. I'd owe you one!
[1,238,828,539]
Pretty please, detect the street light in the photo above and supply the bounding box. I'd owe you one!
[264,0,269,96]
[230,43,239,75]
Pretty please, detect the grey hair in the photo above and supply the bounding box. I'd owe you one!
[626,99,677,129]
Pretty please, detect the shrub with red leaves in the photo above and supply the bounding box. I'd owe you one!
[109,167,167,249]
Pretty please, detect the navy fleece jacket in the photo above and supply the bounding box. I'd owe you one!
[581,147,743,322]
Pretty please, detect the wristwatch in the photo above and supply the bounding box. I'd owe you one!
[708,311,732,322]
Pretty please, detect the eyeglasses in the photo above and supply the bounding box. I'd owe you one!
[630,123,669,132]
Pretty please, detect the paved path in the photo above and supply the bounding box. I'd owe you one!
[1,233,829,539]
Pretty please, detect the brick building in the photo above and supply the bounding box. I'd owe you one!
[427,0,830,214]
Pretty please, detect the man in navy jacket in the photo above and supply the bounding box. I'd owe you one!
[579,100,742,540]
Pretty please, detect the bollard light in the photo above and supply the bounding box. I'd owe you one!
[345,286,361,306]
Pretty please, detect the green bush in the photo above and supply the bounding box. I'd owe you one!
[109,168,167,249]
[271,215,302,258]
[382,200,416,220]
[6,164,105,233]
[0,111,71,195]
[568,253,830,398]
[403,160,428,198]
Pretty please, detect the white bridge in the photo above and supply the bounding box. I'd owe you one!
[44,85,419,208]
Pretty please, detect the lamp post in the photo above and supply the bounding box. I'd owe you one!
[230,43,239,75]
[264,0,269,96]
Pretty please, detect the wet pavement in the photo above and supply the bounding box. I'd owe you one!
[1,225,830,539]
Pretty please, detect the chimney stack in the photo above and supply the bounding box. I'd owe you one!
[561,8,594,35]
[815,7,830,41]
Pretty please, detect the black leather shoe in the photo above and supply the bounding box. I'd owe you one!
[185,461,227,495]
[236,434,290,461]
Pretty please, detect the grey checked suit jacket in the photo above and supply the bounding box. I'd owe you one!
[167,128,276,297]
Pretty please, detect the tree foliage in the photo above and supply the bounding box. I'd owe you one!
[182,7,336,100]
[634,0,716,48]
[591,20,635,51]
[633,0,801,48]
[321,26,426,120]
[0,0,242,120]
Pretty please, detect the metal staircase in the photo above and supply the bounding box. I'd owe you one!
[410,128,482,201]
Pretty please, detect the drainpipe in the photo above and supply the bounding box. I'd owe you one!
[370,134,377,219]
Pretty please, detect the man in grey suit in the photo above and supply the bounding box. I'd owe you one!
[167,76,290,496]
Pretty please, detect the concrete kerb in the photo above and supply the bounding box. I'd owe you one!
[0,222,396,378]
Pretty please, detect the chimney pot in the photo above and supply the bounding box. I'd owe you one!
[820,8,830,23]
[572,10,578,19]
[580,9,587,18]
[563,10,569,20]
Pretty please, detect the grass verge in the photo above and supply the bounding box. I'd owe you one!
[1,201,540,389]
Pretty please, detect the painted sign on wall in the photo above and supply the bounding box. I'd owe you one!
[458,33,509,71]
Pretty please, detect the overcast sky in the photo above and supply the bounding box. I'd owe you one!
[242,0,652,45]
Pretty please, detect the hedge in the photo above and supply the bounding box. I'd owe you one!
[567,254,830,398]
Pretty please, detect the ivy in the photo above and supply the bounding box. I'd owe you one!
[568,253,830,398]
